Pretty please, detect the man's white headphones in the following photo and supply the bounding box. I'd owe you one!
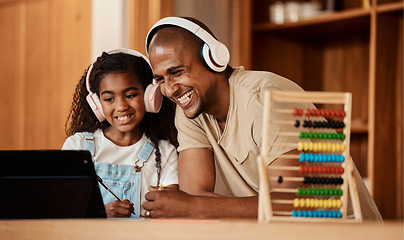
[145,17,230,72]
[85,48,163,122]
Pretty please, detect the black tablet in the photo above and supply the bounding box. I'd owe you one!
[0,150,106,219]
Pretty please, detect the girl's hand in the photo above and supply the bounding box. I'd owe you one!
[105,199,134,218]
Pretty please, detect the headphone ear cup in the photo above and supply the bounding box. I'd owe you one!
[144,84,163,113]
[86,93,105,122]
[200,43,228,72]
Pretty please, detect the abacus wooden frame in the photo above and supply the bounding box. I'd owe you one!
[258,90,363,223]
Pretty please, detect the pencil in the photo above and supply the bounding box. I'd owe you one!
[158,184,164,191]
[96,174,136,215]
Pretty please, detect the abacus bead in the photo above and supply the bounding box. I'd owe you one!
[303,132,308,138]
[323,189,329,195]
[341,133,345,140]
[340,143,346,151]
[307,210,313,218]
[299,109,304,116]
[337,200,342,208]
[303,176,309,184]
[313,132,318,139]
[330,121,336,129]
[297,210,302,217]
[307,121,312,128]
[337,189,343,195]
[293,108,299,116]
[324,109,330,117]
[299,153,305,162]
[298,142,303,151]
[341,110,346,117]
[302,211,307,217]
[299,132,304,139]
[311,109,317,116]
[312,210,318,218]
[300,199,306,207]
[308,132,313,139]
[294,198,300,207]
[330,109,335,117]
[292,210,297,217]
[337,211,342,218]
[331,144,336,152]
[278,176,283,183]
[305,109,311,117]
[304,141,309,151]
[303,120,308,128]
[335,110,341,117]
[318,132,323,139]
[314,199,320,208]
[295,120,300,127]
[341,121,345,128]
[309,188,315,195]
[320,109,325,116]
[317,210,322,218]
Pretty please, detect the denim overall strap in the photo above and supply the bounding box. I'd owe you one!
[132,140,154,215]
[83,132,95,156]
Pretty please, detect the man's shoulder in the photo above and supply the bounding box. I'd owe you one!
[230,66,303,94]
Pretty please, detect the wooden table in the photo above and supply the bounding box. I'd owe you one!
[1,219,403,240]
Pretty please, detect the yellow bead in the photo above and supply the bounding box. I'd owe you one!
[309,142,313,151]
[304,142,309,151]
[331,144,336,152]
[310,198,315,208]
[318,199,324,208]
[300,198,306,207]
[327,142,332,151]
[294,198,300,207]
[314,199,320,208]
[335,143,340,152]
[332,199,337,208]
[340,143,346,151]
[317,142,322,151]
[337,200,342,208]
[313,142,318,152]
[298,142,303,151]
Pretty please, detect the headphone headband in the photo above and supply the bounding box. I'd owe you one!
[145,17,230,72]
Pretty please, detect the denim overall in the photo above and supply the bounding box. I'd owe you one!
[83,132,154,218]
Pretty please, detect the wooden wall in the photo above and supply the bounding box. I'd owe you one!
[0,0,91,150]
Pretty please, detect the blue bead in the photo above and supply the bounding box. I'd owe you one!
[337,211,342,218]
[308,211,313,218]
[331,154,336,162]
[316,210,322,218]
[299,153,305,162]
[297,210,302,217]
[302,211,307,217]
[292,210,297,217]
[341,155,345,162]
[331,211,337,218]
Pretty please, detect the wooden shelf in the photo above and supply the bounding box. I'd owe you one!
[377,1,404,13]
[253,8,371,36]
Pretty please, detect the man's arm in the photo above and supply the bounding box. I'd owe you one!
[143,148,258,218]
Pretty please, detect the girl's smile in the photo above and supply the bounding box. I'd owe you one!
[98,72,146,145]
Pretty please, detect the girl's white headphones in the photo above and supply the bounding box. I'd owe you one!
[86,48,163,122]
[145,17,230,72]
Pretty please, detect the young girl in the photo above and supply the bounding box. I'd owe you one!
[62,48,178,218]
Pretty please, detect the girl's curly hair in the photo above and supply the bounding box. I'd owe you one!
[65,51,177,185]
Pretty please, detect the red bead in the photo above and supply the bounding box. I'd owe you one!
[324,109,330,117]
[330,167,335,173]
[299,165,304,173]
[299,109,304,116]
[311,109,317,116]
[320,109,325,117]
[330,109,335,117]
[293,108,299,116]
[316,109,321,116]
[305,109,311,117]
[339,167,344,174]
[340,110,346,118]
[335,110,341,117]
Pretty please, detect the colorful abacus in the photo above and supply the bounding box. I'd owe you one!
[257,90,362,223]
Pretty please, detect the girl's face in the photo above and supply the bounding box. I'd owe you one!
[98,72,146,138]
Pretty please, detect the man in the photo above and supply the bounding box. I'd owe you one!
[142,17,382,220]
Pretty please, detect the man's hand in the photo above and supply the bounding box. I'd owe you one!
[143,187,195,218]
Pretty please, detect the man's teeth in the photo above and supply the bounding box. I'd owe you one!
[178,90,193,104]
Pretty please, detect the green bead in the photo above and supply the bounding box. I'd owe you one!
[308,132,313,139]
[315,189,320,195]
[309,189,315,195]
[303,132,308,138]
[323,189,329,195]
[328,133,332,139]
[318,133,323,139]
[340,133,345,140]
[332,133,337,139]
[299,132,304,139]
[337,189,343,195]
[319,189,324,195]
[313,132,318,139]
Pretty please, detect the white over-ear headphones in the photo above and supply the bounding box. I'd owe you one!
[85,48,163,122]
[145,17,230,72]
